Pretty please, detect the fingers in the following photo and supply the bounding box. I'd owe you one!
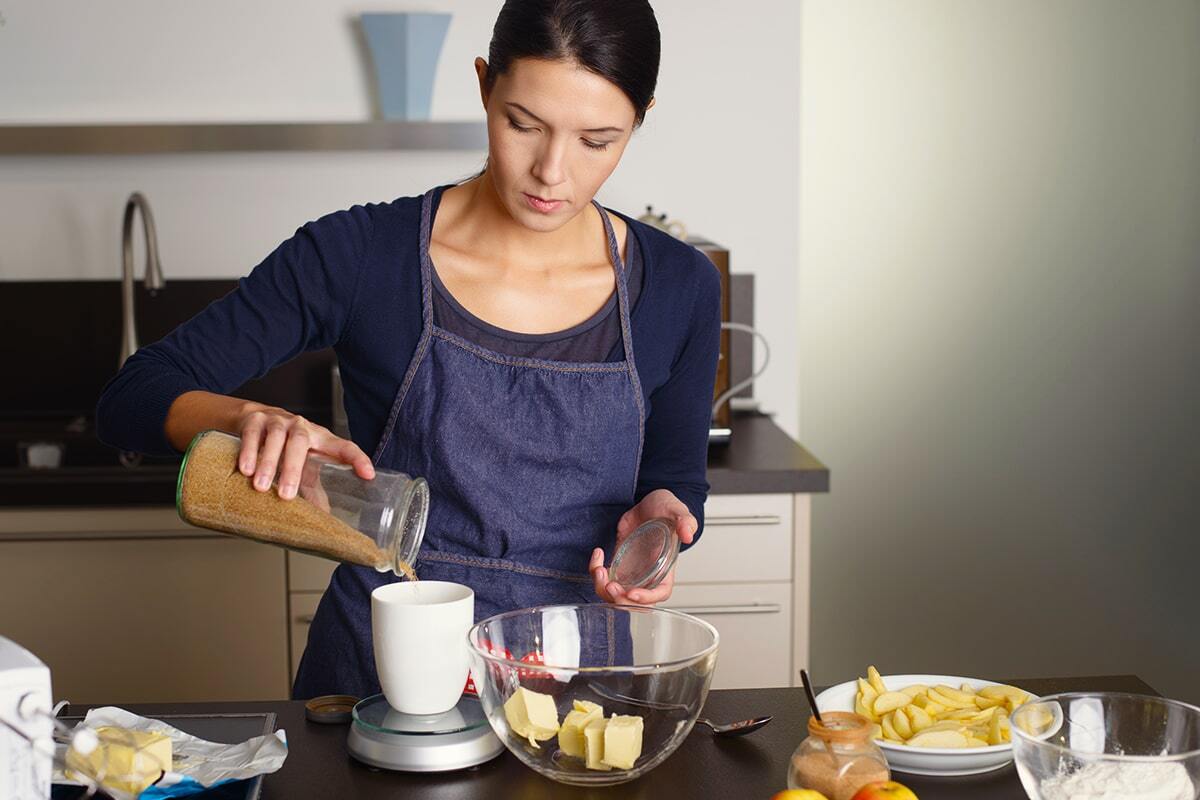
[238,425,261,477]
[656,491,697,546]
[616,509,637,538]
[327,437,376,480]
[625,586,666,605]
[626,568,674,606]
[675,512,698,546]
[276,429,311,500]
[239,405,374,496]
[590,547,610,599]
[254,422,288,492]
[590,547,629,602]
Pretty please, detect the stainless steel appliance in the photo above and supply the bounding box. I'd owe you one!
[687,237,733,443]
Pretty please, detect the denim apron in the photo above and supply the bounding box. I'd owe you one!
[293,187,645,699]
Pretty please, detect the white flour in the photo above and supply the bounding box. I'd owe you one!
[1039,761,1195,800]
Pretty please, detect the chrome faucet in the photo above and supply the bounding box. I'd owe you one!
[119,191,165,367]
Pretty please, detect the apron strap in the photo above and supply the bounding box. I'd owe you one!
[591,200,646,488]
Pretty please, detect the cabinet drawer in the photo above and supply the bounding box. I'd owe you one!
[289,592,323,682]
[288,551,338,592]
[663,582,792,689]
[0,537,288,702]
[678,493,793,584]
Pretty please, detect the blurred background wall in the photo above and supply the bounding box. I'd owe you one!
[799,0,1200,702]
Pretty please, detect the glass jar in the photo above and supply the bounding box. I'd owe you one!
[177,429,428,578]
[608,518,680,590]
[787,711,890,800]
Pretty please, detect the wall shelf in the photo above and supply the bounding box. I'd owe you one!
[0,120,488,155]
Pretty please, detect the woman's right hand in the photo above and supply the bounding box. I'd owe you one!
[236,405,375,500]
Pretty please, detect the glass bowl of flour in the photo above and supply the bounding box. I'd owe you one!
[1011,692,1200,800]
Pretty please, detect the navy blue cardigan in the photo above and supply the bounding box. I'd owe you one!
[96,192,721,539]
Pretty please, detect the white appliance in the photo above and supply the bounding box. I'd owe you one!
[0,636,53,800]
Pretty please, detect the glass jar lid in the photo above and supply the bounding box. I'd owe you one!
[609,518,680,590]
[808,711,876,743]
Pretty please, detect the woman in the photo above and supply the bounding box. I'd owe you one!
[97,0,720,700]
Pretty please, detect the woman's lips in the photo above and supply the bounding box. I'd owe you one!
[524,193,563,213]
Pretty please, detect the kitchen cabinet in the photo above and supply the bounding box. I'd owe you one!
[664,581,793,689]
[666,492,810,690]
[0,509,289,703]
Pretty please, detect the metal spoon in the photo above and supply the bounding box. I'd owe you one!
[588,681,772,737]
[696,715,774,737]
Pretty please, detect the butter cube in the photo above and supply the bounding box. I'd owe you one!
[573,699,603,715]
[601,714,644,770]
[583,717,611,771]
[503,687,560,747]
[65,726,172,795]
[558,700,603,757]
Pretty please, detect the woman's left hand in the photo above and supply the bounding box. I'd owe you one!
[589,489,697,606]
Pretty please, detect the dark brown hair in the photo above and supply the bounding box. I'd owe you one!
[486,0,660,126]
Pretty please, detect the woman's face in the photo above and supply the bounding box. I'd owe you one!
[476,56,640,232]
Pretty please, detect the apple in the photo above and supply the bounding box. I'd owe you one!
[771,791,829,800]
[851,781,919,800]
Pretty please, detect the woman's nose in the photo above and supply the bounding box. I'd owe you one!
[532,138,568,187]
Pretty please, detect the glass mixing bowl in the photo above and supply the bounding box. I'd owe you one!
[467,604,719,786]
[1011,692,1200,799]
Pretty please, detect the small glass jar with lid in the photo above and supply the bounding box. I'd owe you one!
[787,711,890,800]
[177,429,428,578]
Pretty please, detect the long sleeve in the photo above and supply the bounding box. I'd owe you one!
[634,248,722,548]
[95,206,374,456]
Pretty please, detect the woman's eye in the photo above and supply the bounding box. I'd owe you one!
[582,139,611,152]
[507,118,534,134]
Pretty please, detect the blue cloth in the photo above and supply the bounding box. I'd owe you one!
[293,193,643,697]
[96,188,720,536]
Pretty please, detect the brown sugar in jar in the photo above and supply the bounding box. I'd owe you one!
[177,430,427,580]
[787,711,890,800]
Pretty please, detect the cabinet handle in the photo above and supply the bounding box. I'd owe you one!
[296,614,315,625]
[665,603,782,616]
[705,515,783,526]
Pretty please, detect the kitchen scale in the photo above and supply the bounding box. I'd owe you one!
[347,693,504,772]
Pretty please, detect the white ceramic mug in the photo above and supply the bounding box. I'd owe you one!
[371,581,474,715]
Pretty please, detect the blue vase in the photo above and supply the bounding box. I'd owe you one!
[361,12,452,120]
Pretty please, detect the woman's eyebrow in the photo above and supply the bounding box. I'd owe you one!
[505,102,624,134]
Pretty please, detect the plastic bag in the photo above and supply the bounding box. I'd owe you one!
[52,706,287,799]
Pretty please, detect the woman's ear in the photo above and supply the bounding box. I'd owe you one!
[475,57,490,107]
[646,96,657,112]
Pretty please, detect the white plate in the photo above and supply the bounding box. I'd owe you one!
[814,674,1032,777]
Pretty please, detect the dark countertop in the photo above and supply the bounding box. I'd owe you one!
[59,675,1156,800]
[708,412,829,494]
[1,412,828,508]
